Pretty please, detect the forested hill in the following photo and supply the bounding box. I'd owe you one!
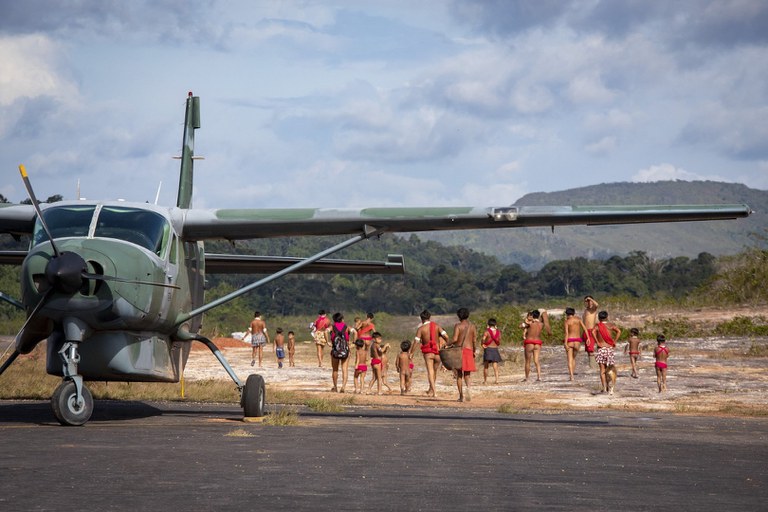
[420,181,766,270]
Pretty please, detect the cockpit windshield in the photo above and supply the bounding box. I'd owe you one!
[33,205,95,246]
[34,205,169,255]
[95,207,169,254]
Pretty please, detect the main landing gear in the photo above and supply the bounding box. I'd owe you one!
[241,374,266,417]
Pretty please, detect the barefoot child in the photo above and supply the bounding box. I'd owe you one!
[396,341,413,395]
[563,307,588,381]
[287,331,296,367]
[274,328,285,368]
[654,334,670,392]
[353,339,368,394]
[368,332,384,395]
[482,318,502,384]
[379,339,393,393]
[624,328,641,378]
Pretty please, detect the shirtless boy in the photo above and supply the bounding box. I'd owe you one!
[654,334,670,393]
[396,341,413,395]
[592,310,621,394]
[582,296,600,365]
[274,328,285,369]
[286,331,296,367]
[452,307,477,402]
[523,310,550,382]
[353,339,368,394]
[248,311,270,368]
[624,328,641,378]
[410,309,449,397]
[564,307,588,381]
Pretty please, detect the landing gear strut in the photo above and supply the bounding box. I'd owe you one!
[52,341,93,426]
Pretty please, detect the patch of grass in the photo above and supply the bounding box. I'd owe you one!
[715,402,768,417]
[714,316,768,337]
[226,428,255,437]
[267,388,314,404]
[746,342,768,357]
[304,398,344,413]
[645,317,706,339]
[497,403,520,414]
[263,407,300,426]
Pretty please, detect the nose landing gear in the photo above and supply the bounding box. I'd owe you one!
[52,340,93,426]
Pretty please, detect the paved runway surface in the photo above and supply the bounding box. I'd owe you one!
[1,400,766,511]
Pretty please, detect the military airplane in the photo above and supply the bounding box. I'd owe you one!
[0,92,752,425]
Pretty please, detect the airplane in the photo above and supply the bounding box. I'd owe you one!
[0,92,752,426]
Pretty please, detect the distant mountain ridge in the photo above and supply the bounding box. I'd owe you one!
[420,181,766,270]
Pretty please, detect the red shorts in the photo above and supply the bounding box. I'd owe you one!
[655,361,667,369]
[356,365,368,372]
[461,348,476,372]
[524,339,542,346]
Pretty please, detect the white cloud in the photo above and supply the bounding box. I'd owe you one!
[0,35,78,106]
[632,163,727,182]
[585,136,618,155]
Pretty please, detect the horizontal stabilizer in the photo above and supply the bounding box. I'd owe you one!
[204,253,405,275]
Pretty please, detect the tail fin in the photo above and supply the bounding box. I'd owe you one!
[176,92,200,209]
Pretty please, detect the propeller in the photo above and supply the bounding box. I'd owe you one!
[0,287,53,376]
[19,165,60,257]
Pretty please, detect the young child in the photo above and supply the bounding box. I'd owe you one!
[353,339,368,394]
[654,334,670,393]
[274,328,285,369]
[379,339,393,393]
[286,330,296,367]
[396,340,413,395]
[368,332,384,395]
[482,318,502,385]
[624,327,641,378]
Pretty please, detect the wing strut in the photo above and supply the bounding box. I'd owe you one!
[173,225,384,327]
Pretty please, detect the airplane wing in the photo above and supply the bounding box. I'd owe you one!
[0,204,36,237]
[180,204,752,241]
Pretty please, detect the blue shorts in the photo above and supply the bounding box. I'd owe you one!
[276,347,285,359]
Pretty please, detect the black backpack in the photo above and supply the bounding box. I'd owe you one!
[330,324,349,359]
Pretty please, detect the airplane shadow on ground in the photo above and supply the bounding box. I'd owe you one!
[0,400,163,424]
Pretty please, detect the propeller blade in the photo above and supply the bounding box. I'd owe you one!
[18,164,59,257]
[0,350,20,377]
[81,272,181,289]
[10,287,54,357]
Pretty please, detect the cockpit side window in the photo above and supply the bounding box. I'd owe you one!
[94,207,169,255]
[34,206,96,247]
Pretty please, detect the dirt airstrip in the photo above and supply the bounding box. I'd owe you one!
[183,307,768,416]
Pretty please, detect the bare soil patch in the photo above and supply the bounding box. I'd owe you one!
[184,330,768,416]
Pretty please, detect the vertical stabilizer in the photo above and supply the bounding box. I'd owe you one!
[177,92,200,209]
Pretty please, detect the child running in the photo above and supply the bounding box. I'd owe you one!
[353,339,368,394]
[396,341,413,395]
[624,328,641,378]
[654,334,670,393]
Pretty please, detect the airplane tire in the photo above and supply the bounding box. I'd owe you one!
[242,374,266,417]
[51,380,93,426]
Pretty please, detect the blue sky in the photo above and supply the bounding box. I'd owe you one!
[1,0,767,209]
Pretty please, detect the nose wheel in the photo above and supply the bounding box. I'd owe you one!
[51,380,93,426]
